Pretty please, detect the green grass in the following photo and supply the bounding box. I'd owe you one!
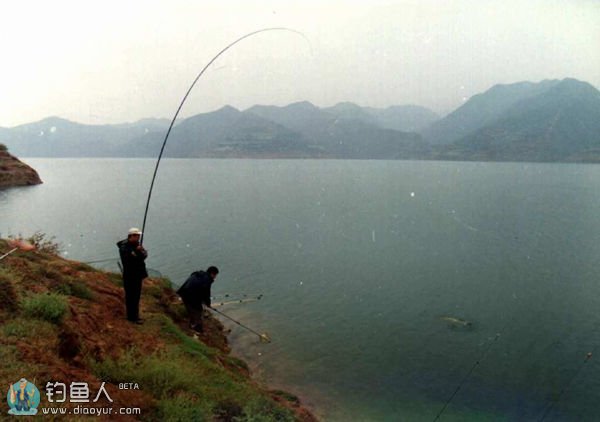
[51,278,94,300]
[146,277,174,300]
[91,349,200,397]
[0,237,303,422]
[90,336,295,422]
[225,356,250,372]
[52,282,73,295]
[166,302,189,322]
[0,345,46,388]
[2,318,58,339]
[236,397,296,422]
[106,272,124,287]
[22,292,69,323]
[39,267,62,280]
[213,398,244,420]
[72,262,96,272]
[155,277,173,289]
[0,267,20,312]
[154,393,211,421]
[159,316,216,361]
[146,285,164,299]
[70,280,94,300]
[271,390,301,405]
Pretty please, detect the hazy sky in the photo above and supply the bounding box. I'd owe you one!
[1,0,598,127]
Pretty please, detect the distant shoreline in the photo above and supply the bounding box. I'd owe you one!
[19,156,600,164]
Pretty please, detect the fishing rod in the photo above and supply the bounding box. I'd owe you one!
[0,247,18,261]
[140,27,307,245]
[538,351,593,421]
[208,306,271,343]
[0,239,36,261]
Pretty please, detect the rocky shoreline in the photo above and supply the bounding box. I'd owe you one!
[0,145,43,188]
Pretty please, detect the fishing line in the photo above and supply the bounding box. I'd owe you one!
[208,306,271,343]
[211,296,263,307]
[212,294,263,307]
[84,257,163,276]
[83,257,118,264]
[538,350,594,421]
[140,27,309,245]
[433,318,513,422]
[212,292,263,299]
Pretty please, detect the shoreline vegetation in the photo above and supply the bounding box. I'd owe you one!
[0,236,317,421]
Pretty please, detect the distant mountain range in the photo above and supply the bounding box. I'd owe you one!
[0,117,171,157]
[425,78,600,162]
[1,78,599,162]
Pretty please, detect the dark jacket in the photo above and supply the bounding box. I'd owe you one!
[177,271,214,308]
[117,239,148,280]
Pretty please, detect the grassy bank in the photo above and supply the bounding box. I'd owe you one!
[0,237,316,421]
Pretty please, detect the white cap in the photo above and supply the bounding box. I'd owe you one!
[128,227,142,236]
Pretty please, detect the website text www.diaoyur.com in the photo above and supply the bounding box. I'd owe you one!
[41,405,141,416]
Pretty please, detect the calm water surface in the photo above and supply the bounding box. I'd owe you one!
[2,158,600,421]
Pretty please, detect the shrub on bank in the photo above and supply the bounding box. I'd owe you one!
[22,292,69,323]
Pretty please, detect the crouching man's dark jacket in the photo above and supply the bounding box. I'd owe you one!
[177,271,213,308]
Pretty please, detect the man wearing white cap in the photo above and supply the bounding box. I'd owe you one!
[9,378,35,412]
[116,228,148,324]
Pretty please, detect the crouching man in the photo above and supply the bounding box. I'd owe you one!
[177,266,219,333]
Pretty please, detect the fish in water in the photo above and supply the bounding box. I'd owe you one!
[440,316,473,329]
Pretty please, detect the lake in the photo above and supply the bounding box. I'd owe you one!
[2,158,600,421]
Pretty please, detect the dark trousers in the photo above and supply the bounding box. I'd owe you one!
[124,277,143,321]
[15,401,30,411]
[183,299,204,330]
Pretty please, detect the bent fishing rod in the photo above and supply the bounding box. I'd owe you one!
[140,27,307,245]
[208,306,271,343]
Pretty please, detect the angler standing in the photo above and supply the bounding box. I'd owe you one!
[117,228,148,324]
[177,266,219,333]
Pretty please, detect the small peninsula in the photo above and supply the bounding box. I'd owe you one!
[0,144,42,188]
